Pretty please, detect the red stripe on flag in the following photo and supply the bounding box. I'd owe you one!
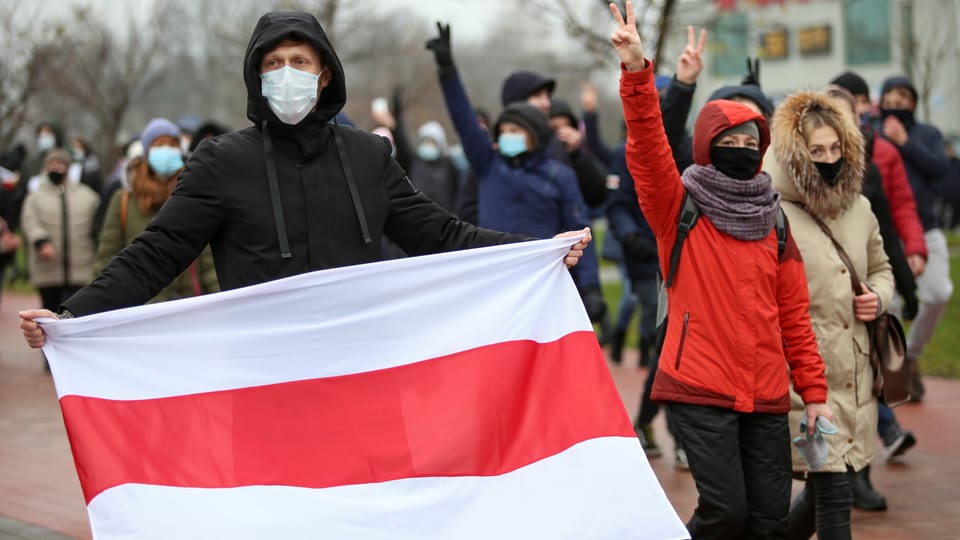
[60,331,631,504]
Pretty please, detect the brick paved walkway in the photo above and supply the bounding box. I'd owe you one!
[0,291,957,539]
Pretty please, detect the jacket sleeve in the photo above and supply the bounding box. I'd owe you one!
[582,111,613,165]
[93,190,125,276]
[438,73,496,180]
[19,193,48,246]
[863,207,895,311]
[63,144,227,316]
[661,76,696,167]
[382,143,529,255]
[606,187,642,241]
[620,62,684,241]
[569,149,609,207]
[864,165,916,302]
[875,138,927,259]
[556,166,600,289]
[777,227,829,404]
[897,125,949,181]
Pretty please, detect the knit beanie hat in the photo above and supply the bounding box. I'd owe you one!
[711,121,759,147]
[141,118,180,151]
[830,72,870,98]
[43,148,71,167]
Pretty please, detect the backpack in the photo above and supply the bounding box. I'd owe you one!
[654,191,788,354]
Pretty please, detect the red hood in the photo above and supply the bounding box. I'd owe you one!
[693,100,770,175]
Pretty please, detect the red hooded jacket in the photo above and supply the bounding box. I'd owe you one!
[620,63,827,413]
[872,136,927,259]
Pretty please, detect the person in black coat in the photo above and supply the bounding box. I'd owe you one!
[19,11,592,341]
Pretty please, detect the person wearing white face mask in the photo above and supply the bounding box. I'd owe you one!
[19,11,592,342]
[92,118,219,304]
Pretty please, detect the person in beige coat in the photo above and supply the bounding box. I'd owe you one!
[20,149,99,317]
[769,91,894,540]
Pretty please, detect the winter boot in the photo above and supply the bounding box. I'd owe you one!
[634,423,662,458]
[848,465,887,511]
[905,356,925,402]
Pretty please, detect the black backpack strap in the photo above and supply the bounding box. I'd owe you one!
[665,191,700,288]
[775,207,787,259]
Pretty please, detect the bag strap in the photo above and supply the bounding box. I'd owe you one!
[803,209,862,296]
[665,191,700,289]
[775,207,787,258]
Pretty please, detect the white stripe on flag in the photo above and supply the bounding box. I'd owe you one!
[43,238,588,400]
[88,437,688,540]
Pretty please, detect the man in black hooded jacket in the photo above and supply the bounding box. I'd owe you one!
[19,11,591,340]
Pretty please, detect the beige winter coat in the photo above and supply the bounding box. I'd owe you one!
[21,175,100,288]
[769,91,894,475]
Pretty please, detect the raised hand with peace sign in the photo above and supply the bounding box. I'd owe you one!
[608,1,645,72]
[676,26,707,85]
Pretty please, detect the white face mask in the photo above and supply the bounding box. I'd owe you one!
[37,133,56,151]
[260,66,321,125]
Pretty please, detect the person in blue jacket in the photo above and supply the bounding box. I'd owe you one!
[878,75,953,402]
[426,22,604,315]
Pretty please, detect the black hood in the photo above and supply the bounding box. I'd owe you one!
[500,71,555,108]
[548,98,578,128]
[494,103,553,153]
[243,11,347,128]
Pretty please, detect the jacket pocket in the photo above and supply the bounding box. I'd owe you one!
[674,311,690,371]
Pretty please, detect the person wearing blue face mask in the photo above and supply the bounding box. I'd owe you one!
[427,22,605,325]
[92,118,219,304]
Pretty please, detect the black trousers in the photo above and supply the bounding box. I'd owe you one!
[668,402,791,539]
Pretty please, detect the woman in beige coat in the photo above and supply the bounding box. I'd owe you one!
[21,149,100,316]
[770,91,894,540]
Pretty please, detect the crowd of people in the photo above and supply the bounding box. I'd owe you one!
[5,5,960,539]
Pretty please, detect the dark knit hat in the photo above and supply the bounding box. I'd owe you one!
[494,102,551,151]
[711,121,759,146]
[830,71,870,98]
[881,76,918,103]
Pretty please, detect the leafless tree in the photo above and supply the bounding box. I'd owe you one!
[0,3,50,150]
[900,0,958,122]
[33,4,172,166]
[521,0,678,68]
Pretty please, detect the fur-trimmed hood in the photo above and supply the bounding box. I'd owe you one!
[770,91,865,219]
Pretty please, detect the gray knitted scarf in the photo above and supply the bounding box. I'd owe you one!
[680,164,781,241]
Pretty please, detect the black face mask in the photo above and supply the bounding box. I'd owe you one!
[880,108,915,131]
[48,171,66,184]
[710,146,761,180]
[815,158,844,187]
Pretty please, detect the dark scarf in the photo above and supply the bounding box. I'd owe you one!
[681,164,781,241]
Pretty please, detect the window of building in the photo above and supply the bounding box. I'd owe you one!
[711,12,750,77]
[844,0,892,64]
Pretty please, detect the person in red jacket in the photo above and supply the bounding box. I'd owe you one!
[609,3,832,538]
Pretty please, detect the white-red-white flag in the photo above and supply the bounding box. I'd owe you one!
[42,238,688,539]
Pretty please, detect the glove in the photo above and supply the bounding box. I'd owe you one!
[580,287,608,324]
[741,57,761,87]
[622,233,658,263]
[425,22,456,77]
[902,292,919,321]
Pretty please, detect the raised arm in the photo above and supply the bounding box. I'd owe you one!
[427,23,496,179]
[609,1,684,236]
[662,27,705,162]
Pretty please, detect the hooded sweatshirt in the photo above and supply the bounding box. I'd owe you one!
[64,11,524,316]
[620,61,827,413]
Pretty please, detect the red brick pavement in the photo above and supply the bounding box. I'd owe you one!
[0,291,958,539]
